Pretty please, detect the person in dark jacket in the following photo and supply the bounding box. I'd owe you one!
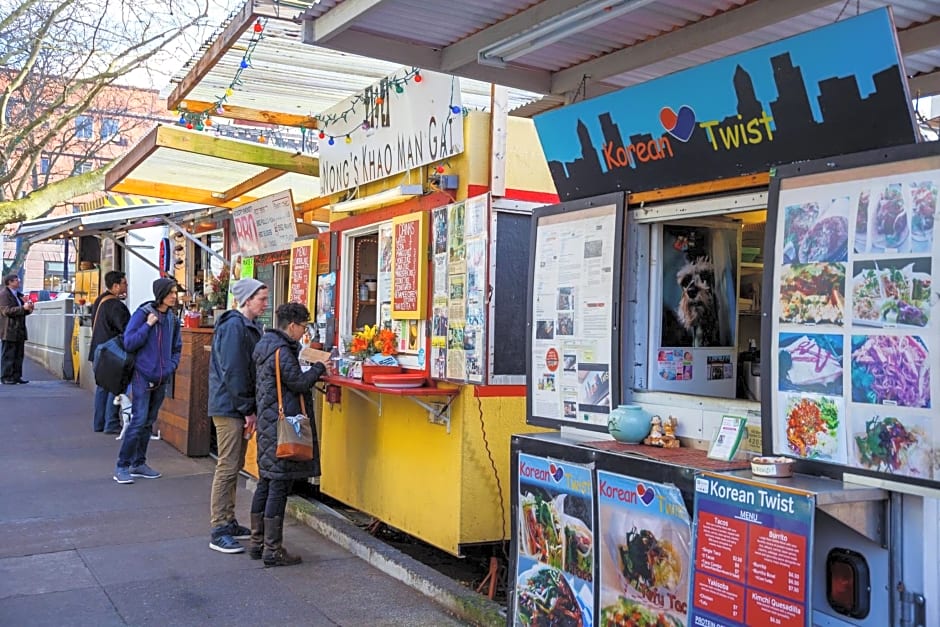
[0,274,34,384]
[207,278,267,554]
[113,277,181,485]
[89,271,130,433]
[250,302,326,566]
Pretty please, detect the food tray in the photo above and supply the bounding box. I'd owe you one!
[370,373,427,388]
[750,456,795,478]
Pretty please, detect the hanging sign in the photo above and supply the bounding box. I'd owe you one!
[391,211,428,319]
[231,190,298,256]
[289,239,318,312]
[318,68,464,195]
[689,473,815,627]
[535,8,916,200]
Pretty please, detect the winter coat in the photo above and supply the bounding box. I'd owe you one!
[88,291,131,363]
[123,302,181,385]
[252,329,326,481]
[208,309,263,418]
[0,287,31,342]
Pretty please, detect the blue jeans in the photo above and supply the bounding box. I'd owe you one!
[93,385,121,432]
[116,375,166,469]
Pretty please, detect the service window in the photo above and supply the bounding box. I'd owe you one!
[626,194,767,402]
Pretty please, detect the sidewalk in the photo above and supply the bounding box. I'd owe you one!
[0,358,469,626]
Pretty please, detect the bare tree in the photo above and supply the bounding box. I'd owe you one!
[0,0,218,227]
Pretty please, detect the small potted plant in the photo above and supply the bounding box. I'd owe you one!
[347,324,401,383]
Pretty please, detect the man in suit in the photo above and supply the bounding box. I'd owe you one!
[89,271,130,432]
[0,273,34,384]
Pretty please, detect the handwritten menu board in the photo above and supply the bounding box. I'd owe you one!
[231,190,298,256]
[768,149,940,488]
[289,239,318,312]
[513,454,594,627]
[596,471,690,626]
[391,211,428,319]
[689,473,814,627]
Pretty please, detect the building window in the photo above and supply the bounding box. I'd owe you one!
[43,261,66,292]
[76,115,93,140]
[100,117,119,139]
[73,160,93,175]
[39,157,50,174]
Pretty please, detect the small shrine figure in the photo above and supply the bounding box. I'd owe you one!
[644,415,664,446]
[661,415,680,448]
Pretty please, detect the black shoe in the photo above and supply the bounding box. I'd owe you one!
[1,379,15,385]
[14,379,28,384]
[209,533,245,554]
[223,519,251,540]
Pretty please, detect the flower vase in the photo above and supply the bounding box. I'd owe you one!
[608,404,650,443]
[361,362,403,384]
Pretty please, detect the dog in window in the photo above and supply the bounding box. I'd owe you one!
[662,257,721,347]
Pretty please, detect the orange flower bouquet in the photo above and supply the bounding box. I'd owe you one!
[348,324,399,362]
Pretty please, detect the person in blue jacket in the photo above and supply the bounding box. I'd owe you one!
[113,277,182,484]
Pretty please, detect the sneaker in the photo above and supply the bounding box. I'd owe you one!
[209,534,245,554]
[113,468,134,484]
[224,519,251,540]
[129,463,161,479]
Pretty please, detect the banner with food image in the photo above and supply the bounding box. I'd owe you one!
[851,410,937,479]
[515,454,594,627]
[852,258,931,328]
[596,471,689,627]
[769,145,940,488]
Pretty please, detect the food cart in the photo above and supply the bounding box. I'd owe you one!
[509,10,936,627]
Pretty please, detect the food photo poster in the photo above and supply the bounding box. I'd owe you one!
[514,454,595,627]
[770,159,940,484]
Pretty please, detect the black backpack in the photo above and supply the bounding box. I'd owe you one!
[93,335,135,395]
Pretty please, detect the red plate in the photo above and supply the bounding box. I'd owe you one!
[370,373,427,388]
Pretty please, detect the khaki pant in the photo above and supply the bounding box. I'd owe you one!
[210,416,247,528]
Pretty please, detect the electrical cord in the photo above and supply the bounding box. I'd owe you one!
[476,394,510,565]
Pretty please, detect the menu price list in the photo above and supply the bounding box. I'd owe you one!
[689,474,814,627]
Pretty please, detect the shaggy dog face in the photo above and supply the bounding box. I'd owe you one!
[675,257,721,346]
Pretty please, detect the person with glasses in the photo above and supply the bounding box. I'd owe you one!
[249,302,327,566]
[89,271,130,433]
[113,277,181,485]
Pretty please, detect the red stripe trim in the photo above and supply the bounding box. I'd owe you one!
[330,191,453,232]
[474,385,526,398]
[467,185,558,204]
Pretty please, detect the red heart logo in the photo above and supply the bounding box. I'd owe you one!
[549,463,557,475]
[659,107,678,131]
[637,483,646,496]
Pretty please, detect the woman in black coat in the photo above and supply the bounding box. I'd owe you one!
[249,302,326,567]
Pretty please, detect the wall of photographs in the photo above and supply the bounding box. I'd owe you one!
[769,150,940,487]
[430,194,489,383]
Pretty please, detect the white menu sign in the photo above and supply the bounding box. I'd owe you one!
[231,190,297,256]
[530,203,617,427]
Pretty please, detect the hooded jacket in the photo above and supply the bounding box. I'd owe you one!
[252,328,326,480]
[123,302,181,384]
[208,309,263,418]
[88,291,130,363]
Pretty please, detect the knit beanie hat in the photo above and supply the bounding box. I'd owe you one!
[153,277,177,303]
[231,278,266,306]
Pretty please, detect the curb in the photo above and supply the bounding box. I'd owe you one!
[286,497,506,627]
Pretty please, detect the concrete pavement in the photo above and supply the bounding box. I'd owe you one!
[0,358,471,626]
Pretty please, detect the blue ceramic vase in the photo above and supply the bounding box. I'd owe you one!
[608,404,649,443]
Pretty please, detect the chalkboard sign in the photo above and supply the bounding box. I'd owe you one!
[488,211,530,384]
[254,262,275,330]
[391,211,427,320]
[289,239,317,312]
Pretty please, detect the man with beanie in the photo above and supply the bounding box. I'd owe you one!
[207,277,268,553]
[0,273,34,384]
[113,277,182,484]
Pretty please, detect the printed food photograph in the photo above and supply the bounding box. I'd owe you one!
[599,596,683,627]
[782,394,846,462]
[851,335,931,408]
[516,563,587,627]
[855,189,870,253]
[778,263,845,325]
[778,333,843,395]
[520,489,594,582]
[782,199,849,264]
[872,183,910,252]
[910,180,937,251]
[852,259,932,328]
[851,412,936,479]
